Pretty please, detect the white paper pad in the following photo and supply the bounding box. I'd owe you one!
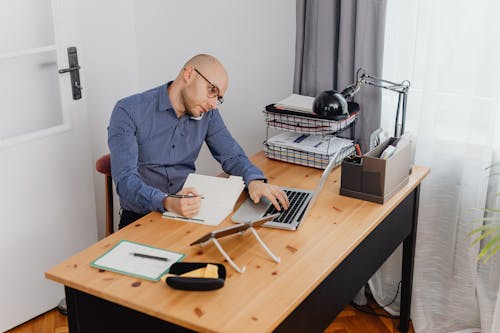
[91,240,184,281]
[163,174,245,226]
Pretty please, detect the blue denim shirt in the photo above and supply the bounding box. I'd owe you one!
[108,82,265,214]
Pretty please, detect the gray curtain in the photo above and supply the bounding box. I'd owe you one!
[294,0,387,152]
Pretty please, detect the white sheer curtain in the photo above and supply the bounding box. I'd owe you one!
[370,1,500,332]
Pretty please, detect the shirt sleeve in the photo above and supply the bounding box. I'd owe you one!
[108,102,166,213]
[204,110,266,186]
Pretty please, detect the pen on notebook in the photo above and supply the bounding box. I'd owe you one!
[163,214,205,222]
[167,194,205,199]
[130,252,169,262]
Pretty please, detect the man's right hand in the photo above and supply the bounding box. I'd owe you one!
[163,187,202,218]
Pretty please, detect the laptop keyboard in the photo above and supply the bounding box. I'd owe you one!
[264,190,310,224]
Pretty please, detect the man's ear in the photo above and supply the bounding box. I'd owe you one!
[183,66,194,82]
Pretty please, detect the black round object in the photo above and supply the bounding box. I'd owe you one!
[166,262,226,291]
[313,90,349,120]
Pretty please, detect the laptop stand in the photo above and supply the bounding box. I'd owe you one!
[196,225,281,273]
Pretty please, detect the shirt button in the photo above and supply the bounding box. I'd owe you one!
[169,183,173,186]
[172,144,175,148]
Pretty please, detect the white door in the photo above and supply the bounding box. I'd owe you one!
[0,0,97,331]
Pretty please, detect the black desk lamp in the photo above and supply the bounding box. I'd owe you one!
[313,68,410,137]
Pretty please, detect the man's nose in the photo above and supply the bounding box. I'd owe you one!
[207,97,217,109]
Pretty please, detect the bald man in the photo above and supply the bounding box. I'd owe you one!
[108,54,289,229]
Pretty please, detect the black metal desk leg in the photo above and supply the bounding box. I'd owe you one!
[65,286,80,333]
[399,186,420,333]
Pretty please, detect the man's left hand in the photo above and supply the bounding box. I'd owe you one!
[248,180,289,211]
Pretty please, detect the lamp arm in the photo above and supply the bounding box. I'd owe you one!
[360,73,410,93]
[353,68,411,137]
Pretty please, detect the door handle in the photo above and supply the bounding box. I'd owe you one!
[58,46,82,100]
[58,65,80,74]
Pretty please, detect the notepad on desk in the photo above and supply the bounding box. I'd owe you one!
[162,173,245,226]
[91,240,185,281]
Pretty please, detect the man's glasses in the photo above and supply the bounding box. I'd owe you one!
[194,68,224,105]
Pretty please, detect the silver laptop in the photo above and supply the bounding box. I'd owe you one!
[232,144,348,230]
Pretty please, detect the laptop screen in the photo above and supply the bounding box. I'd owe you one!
[299,142,349,220]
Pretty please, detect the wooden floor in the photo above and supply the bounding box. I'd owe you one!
[7,300,414,333]
[6,308,68,333]
[324,303,415,333]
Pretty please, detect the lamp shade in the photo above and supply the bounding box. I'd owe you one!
[312,90,349,120]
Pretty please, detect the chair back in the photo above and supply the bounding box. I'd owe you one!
[96,154,113,235]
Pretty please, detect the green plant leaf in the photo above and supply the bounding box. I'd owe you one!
[482,243,500,262]
[471,208,500,214]
[470,217,500,223]
[467,223,500,237]
[477,234,500,261]
[470,228,499,246]
[481,208,500,213]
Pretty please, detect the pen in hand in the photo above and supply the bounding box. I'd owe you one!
[130,252,169,262]
[163,214,205,222]
[167,194,205,199]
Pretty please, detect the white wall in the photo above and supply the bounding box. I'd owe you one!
[78,0,296,238]
[78,0,140,238]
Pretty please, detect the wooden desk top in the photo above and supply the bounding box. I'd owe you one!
[46,152,429,333]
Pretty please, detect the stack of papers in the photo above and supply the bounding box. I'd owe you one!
[274,94,315,114]
[163,173,245,226]
[267,132,353,156]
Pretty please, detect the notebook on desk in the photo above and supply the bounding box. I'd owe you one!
[162,173,245,226]
[232,144,346,230]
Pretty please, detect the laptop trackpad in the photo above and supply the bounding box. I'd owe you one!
[231,197,271,223]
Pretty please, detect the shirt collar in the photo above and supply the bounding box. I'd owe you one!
[159,81,174,112]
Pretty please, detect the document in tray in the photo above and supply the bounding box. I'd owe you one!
[91,240,184,281]
[274,94,315,114]
[267,132,353,155]
[162,173,245,226]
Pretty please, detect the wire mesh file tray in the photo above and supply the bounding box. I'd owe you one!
[264,142,355,169]
[264,103,359,135]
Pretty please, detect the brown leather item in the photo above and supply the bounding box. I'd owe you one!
[96,153,114,235]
